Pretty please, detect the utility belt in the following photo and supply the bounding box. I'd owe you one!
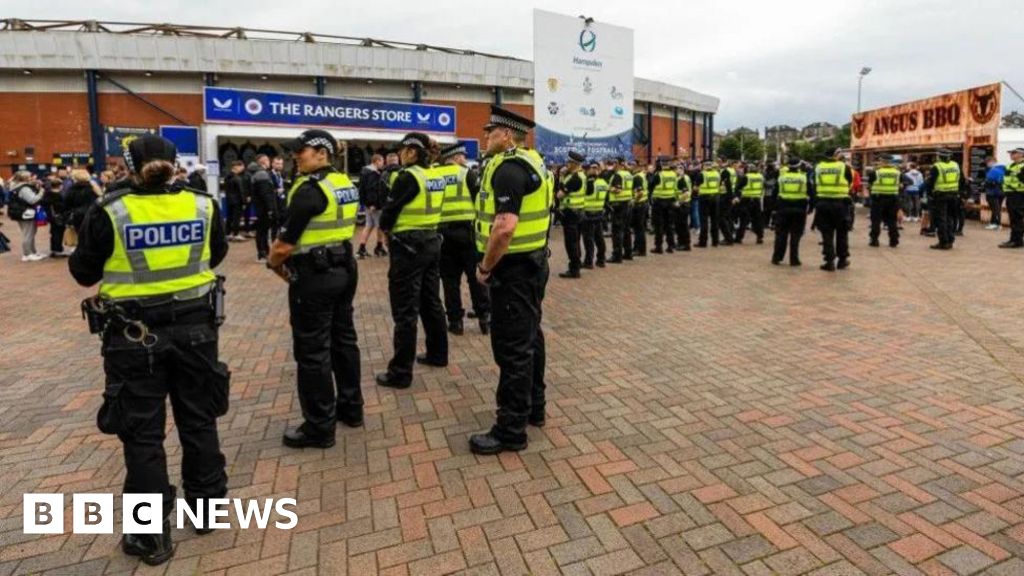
[389,229,440,255]
[82,276,225,347]
[290,242,353,274]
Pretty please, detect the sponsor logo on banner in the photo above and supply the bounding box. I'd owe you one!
[547,78,559,92]
[212,98,233,111]
[582,77,593,95]
[969,86,999,125]
[613,106,624,117]
[610,86,623,100]
[578,107,596,117]
[548,102,560,116]
[437,112,452,127]
[244,99,263,116]
[578,28,597,52]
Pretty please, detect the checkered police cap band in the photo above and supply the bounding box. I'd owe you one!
[306,137,335,154]
[123,146,135,173]
[401,137,426,149]
[440,145,467,160]
[489,114,531,133]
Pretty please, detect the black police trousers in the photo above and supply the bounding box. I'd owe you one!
[930,193,960,247]
[698,195,727,246]
[815,198,851,263]
[772,200,807,264]
[439,222,490,323]
[1008,193,1024,244]
[387,231,448,384]
[735,197,764,243]
[99,307,228,514]
[651,200,676,250]
[226,193,243,237]
[582,214,606,265]
[869,194,900,246]
[675,202,692,249]
[288,253,362,436]
[254,192,277,259]
[561,209,583,273]
[609,202,631,259]
[631,202,648,255]
[489,253,549,445]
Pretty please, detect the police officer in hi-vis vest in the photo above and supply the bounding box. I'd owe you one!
[267,130,363,449]
[436,142,490,333]
[693,159,728,247]
[70,135,230,565]
[630,161,649,256]
[869,156,903,248]
[557,150,587,278]
[734,162,766,244]
[582,161,608,268]
[927,148,967,250]
[470,106,552,455]
[648,159,679,253]
[607,157,634,263]
[772,156,812,266]
[1000,147,1024,249]
[814,149,855,270]
[377,132,449,389]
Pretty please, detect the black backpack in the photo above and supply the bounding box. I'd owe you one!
[6,185,30,221]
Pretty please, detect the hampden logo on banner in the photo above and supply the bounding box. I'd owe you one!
[203,87,457,135]
[533,9,635,162]
[850,83,1002,150]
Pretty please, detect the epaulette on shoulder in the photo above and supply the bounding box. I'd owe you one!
[97,188,133,207]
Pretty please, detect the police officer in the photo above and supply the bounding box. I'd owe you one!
[999,147,1024,248]
[269,129,363,448]
[734,162,765,244]
[928,149,967,250]
[558,151,587,278]
[721,161,738,243]
[436,143,490,333]
[869,156,902,248]
[70,135,229,565]
[649,159,679,254]
[582,162,608,268]
[470,106,552,455]
[693,160,725,247]
[607,157,633,263]
[772,156,812,266]
[814,149,855,270]
[674,163,694,251]
[630,162,649,256]
[377,133,449,388]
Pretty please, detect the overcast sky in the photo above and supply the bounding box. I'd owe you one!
[10,0,1024,132]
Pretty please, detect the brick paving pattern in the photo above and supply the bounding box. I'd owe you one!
[2,214,1024,575]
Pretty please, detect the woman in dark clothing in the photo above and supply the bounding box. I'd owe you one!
[65,169,102,230]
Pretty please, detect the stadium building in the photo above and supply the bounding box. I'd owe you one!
[0,19,719,193]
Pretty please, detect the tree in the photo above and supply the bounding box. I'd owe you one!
[716,135,765,161]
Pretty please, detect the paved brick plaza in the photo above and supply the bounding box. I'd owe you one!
[2,213,1024,576]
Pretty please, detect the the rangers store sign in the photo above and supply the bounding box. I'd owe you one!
[851,83,1001,149]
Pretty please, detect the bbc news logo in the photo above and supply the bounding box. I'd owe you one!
[24,494,298,534]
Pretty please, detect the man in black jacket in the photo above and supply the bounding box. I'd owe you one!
[249,155,277,261]
[223,161,247,241]
[356,154,388,258]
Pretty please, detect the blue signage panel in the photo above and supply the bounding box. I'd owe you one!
[160,126,199,155]
[203,87,456,134]
[458,139,480,160]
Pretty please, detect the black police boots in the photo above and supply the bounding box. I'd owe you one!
[282,424,336,449]
[448,319,464,335]
[415,353,448,368]
[122,517,174,566]
[469,432,527,455]
[479,313,491,335]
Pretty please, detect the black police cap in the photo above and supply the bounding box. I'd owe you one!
[124,135,177,174]
[567,151,586,163]
[281,129,338,155]
[483,105,535,133]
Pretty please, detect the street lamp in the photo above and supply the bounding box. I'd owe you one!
[857,67,872,112]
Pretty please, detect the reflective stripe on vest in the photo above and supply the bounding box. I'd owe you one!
[609,170,633,203]
[1006,162,1024,193]
[437,163,474,223]
[778,171,809,201]
[475,148,552,253]
[873,167,901,195]
[699,170,721,195]
[100,190,215,301]
[562,172,587,210]
[653,170,679,200]
[815,161,850,198]
[393,165,445,232]
[933,161,961,193]
[584,177,609,213]
[742,173,764,198]
[287,171,358,253]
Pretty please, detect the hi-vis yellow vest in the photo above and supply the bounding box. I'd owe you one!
[100,188,216,302]
[699,170,722,196]
[933,161,961,193]
[873,166,901,195]
[287,171,359,253]
[475,148,552,254]
[815,161,850,199]
[1006,162,1024,193]
[742,173,765,198]
[680,173,693,203]
[778,170,809,201]
[609,170,633,203]
[393,165,446,233]
[653,170,678,200]
[437,163,473,224]
[723,168,737,194]
[562,171,587,210]
[585,177,609,213]
[633,174,648,203]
